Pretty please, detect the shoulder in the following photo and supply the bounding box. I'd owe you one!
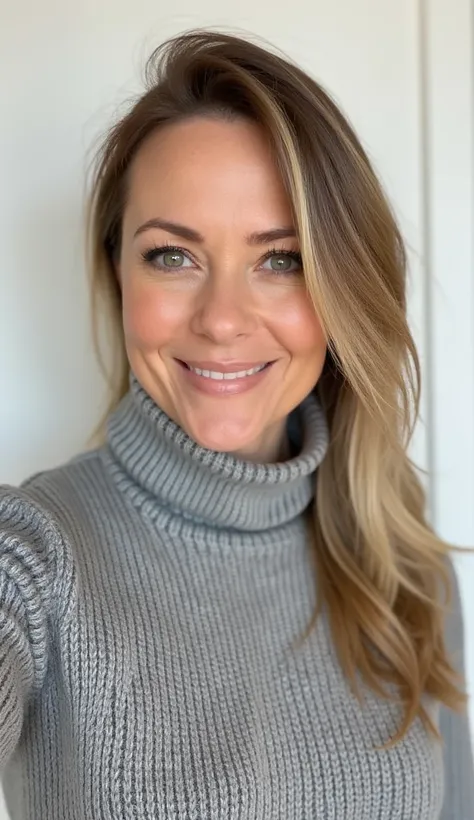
[16,446,117,526]
[438,555,474,815]
[443,555,470,675]
[20,447,108,498]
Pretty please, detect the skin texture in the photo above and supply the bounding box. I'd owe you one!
[118,116,327,462]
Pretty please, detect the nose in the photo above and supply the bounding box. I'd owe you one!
[190,273,258,344]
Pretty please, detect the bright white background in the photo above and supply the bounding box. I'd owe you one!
[0,0,472,815]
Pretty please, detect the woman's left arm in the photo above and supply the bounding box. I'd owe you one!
[439,562,474,819]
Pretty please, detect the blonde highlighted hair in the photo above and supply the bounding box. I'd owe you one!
[87,29,466,745]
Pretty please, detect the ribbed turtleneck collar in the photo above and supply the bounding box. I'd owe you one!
[105,374,328,533]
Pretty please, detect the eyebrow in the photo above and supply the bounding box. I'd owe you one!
[133,217,297,245]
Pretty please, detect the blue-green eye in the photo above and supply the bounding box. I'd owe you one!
[141,246,194,270]
[161,250,187,267]
[261,251,302,273]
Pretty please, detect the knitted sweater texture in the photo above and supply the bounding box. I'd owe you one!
[0,375,472,819]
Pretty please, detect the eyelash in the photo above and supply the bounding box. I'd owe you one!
[140,243,303,274]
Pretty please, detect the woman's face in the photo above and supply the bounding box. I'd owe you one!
[119,116,327,462]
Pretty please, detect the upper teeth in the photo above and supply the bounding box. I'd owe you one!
[188,364,266,380]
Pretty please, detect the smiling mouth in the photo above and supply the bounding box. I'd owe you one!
[175,359,275,395]
[181,362,272,380]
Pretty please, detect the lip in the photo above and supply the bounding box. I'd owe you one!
[175,359,275,396]
[179,360,270,373]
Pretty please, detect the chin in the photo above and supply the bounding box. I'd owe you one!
[183,415,263,458]
[191,428,252,455]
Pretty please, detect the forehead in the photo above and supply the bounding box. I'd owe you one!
[124,117,294,232]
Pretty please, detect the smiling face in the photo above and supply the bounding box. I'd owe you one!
[119,116,327,462]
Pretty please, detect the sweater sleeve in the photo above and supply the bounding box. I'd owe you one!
[439,561,474,819]
[0,485,60,769]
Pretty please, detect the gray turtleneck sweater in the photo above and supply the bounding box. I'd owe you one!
[0,375,472,819]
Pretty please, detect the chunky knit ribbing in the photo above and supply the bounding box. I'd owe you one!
[0,374,472,819]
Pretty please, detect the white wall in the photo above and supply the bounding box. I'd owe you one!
[0,0,472,815]
[421,0,474,763]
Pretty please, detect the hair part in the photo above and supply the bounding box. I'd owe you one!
[86,28,467,746]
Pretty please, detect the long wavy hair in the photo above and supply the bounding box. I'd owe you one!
[86,29,466,745]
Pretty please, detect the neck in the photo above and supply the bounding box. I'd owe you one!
[104,373,329,534]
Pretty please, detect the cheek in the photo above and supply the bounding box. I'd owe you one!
[121,279,185,350]
[273,290,327,359]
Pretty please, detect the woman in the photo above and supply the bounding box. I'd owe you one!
[0,29,472,820]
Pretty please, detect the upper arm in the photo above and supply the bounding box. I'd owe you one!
[0,486,59,768]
